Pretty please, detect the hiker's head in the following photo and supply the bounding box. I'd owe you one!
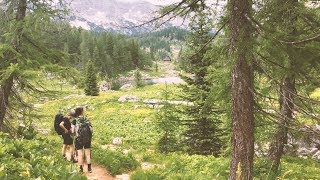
[67,109,75,118]
[75,107,84,117]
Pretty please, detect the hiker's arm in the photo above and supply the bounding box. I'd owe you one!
[71,124,75,134]
[59,121,68,134]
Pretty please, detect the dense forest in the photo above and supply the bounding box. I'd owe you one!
[0,0,319,179]
[135,27,187,60]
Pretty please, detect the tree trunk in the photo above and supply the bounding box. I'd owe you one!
[229,0,254,179]
[0,0,27,131]
[268,76,295,172]
[267,0,297,172]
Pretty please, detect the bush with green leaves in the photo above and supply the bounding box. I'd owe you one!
[92,147,139,176]
[0,133,85,180]
[111,82,122,90]
[131,154,230,180]
[131,170,162,180]
[254,156,320,179]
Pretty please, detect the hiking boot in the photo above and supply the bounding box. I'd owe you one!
[88,164,92,173]
[79,165,83,173]
[62,154,67,160]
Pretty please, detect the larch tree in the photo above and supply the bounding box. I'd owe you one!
[254,0,320,172]
[0,0,68,132]
[0,0,27,131]
[156,0,256,178]
[228,0,255,179]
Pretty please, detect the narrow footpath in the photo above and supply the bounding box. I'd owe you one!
[66,152,115,180]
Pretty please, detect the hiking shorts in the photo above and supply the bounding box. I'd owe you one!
[75,139,91,150]
[62,133,73,145]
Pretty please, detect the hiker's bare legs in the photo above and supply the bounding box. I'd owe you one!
[77,149,83,166]
[84,148,91,164]
[70,145,75,158]
[62,144,67,156]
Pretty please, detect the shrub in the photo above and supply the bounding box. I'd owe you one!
[131,170,162,180]
[111,82,121,90]
[0,133,85,180]
[92,147,139,175]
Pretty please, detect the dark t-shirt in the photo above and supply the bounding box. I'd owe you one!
[62,117,71,130]
[72,119,76,126]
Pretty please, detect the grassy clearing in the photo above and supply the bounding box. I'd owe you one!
[30,81,320,179]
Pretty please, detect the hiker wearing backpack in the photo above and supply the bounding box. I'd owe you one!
[72,107,93,173]
[59,111,77,163]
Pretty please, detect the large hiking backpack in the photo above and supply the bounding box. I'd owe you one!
[75,117,93,144]
[54,114,64,135]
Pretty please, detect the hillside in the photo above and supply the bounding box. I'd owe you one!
[1,62,318,179]
[68,0,186,34]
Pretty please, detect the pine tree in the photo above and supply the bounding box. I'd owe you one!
[156,84,180,153]
[84,61,99,96]
[80,31,91,67]
[134,68,143,87]
[130,39,140,68]
[181,9,224,156]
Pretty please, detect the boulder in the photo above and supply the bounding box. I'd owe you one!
[33,104,43,108]
[310,148,319,155]
[63,94,85,100]
[312,151,320,160]
[100,81,110,92]
[297,147,310,156]
[120,84,133,90]
[39,97,50,102]
[118,95,138,103]
[112,137,122,145]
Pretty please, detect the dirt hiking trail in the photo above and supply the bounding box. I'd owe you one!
[66,152,116,180]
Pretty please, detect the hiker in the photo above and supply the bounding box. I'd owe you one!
[60,111,77,162]
[59,111,77,163]
[72,107,93,173]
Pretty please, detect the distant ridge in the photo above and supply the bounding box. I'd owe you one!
[68,0,186,34]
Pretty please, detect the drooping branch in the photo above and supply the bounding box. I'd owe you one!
[278,33,320,45]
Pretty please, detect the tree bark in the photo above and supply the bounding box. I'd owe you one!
[229,0,254,179]
[0,0,27,131]
[267,0,297,172]
[268,75,295,172]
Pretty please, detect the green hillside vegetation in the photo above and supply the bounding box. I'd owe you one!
[9,77,320,179]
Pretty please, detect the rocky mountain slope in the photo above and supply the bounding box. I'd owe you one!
[68,0,184,34]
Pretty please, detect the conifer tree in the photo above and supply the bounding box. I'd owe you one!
[255,0,320,172]
[181,9,224,156]
[80,31,91,67]
[134,68,143,87]
[156,84,180,153]
[84,61,99,96]
[0,0,68,131]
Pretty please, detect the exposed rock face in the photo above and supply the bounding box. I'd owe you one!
[68,0,185,34]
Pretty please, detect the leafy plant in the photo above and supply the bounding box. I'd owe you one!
[92,147,139,175]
